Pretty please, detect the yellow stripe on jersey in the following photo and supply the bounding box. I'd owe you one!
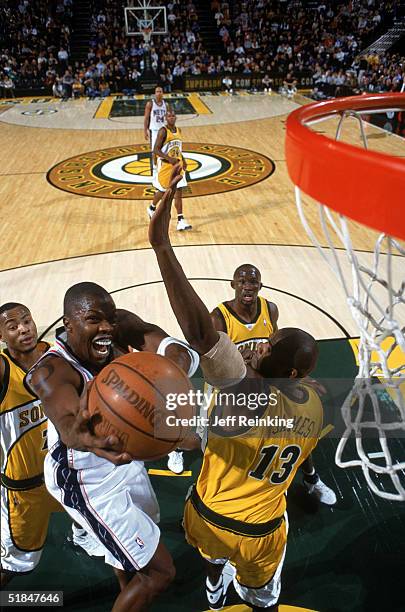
[196,383,322,523]
[1,350,48,482]
[217,296,274,350]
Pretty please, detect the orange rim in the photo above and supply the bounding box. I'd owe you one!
[285,93,405,240]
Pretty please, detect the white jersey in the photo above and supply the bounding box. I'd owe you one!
[28,333,199,478]
[28,335,145,478]
[27,334,199,572]
[149,98,167,131]
[27,335,160,572]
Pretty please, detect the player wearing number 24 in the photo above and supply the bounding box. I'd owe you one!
[149,163,324,612]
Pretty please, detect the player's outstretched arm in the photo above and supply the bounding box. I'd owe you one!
[149,164,219,355]
[115,309,166,351]
[210,307,227,332]
[114,308,193,375]
[28,356,131,465]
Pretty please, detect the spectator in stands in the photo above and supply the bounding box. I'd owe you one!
[222,74,233,94]
[262,74,272,92]
[0,74,15,97]
[282,72,297,98]
[62,69,74,97]
[52,77,64,98]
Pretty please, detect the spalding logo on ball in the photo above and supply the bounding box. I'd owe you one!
[88,352,195,461]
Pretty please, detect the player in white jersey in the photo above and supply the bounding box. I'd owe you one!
[144,86,167,177]
[27,282,199,612]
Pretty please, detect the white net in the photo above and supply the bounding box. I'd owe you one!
[294,109,405,501]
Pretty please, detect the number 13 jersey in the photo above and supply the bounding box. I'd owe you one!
[195,383,323,523]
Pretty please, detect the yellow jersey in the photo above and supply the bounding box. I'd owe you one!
[156,126,184,189]
[216,296,274,351]
[0,346,49,488]
[196,382,323,523]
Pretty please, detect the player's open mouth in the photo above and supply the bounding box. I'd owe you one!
[92,337,112,356]
[243,293,254,302]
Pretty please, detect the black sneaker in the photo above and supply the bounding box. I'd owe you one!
[206,562,235,610]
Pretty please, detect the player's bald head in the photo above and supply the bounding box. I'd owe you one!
[259,328,318,378]
[63,282,113,316]
[233,264,261,281]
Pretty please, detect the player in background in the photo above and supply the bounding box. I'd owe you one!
[144,86,167,182]
[27,285,199,611]
[0,303,62,586]
[211,265,337,505]
[0,302,105,577]
[148,109,192,232]
[149,165,324,611]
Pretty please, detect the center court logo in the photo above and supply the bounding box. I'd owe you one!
[47,143,275,200]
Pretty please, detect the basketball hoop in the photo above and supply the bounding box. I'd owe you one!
[285,93,405,501]
[124,3,167,37]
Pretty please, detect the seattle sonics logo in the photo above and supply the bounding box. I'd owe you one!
[47,143,275,200]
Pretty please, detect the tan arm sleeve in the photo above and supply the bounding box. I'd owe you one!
[200,331,246,389]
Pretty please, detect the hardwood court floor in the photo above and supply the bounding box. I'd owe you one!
[1,92,403,272]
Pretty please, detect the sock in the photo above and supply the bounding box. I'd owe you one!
[178,214,183,220]
[303,469,319,485]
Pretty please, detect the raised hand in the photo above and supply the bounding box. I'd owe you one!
[149,163,183,248]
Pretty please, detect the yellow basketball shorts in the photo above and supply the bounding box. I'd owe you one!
[153,159,187,191]
[184,498,287,589]
[1,483,62,573]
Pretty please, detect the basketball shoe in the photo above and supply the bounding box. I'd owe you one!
[177,217,192,231]
[167,450,184,474]
[206,562,235,610]
[147,204,156,219]
[304,476,337,505]
[70,524,106,557]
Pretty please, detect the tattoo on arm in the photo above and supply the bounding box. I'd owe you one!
[30,361,55,391]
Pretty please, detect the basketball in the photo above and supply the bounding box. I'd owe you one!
[87,352,196,461]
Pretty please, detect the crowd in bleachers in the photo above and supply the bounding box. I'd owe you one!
[0,0,404,99]
[311,51,404,99]
[0,0,72,95]
[65,0,208,97]
[211,0,399,75]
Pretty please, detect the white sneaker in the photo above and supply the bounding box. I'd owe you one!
[304,477,337,505]
[70,524,105,557]
[147,205,156,219]
[167,450,184,474]
[206,562,235,610]
[177,217,192,231]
